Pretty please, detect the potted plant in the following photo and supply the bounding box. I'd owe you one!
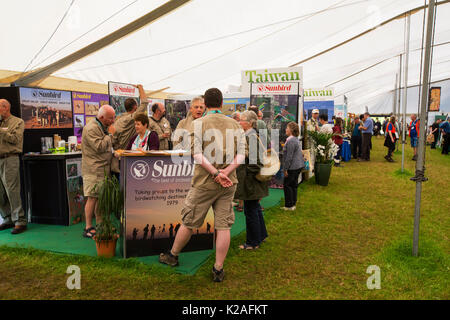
[93,174,123,258]
[308,131,339,186]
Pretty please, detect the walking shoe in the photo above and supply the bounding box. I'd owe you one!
[11,225,27,235]
[412,155,417,161]
[387,157,394,163]
[212,266,225,282]
[288,206,296,211]
[159,251,179,267]
[0,223,14,231]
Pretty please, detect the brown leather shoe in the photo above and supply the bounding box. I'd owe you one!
[11,225,27,235]
[0,223,14,231]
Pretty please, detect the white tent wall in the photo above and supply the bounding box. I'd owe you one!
[1,0,449,112]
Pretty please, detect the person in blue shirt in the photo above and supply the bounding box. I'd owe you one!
[358,112,373,161]
[408,114,420,161]
[350,116,362,159]
[440,117,450,155]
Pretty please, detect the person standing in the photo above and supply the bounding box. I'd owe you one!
[173,96,205,150]
[234,111,269,248]
[159,88,245,282]
[408,114,420,161]
[0,99,27,234]
[440,117,450,155]
[319,114,333,134]
[81,105,116,238]
[149,102,171,150]
[430,118,442,149]
[350,116,362,160]
[332,117,344,167]
[358,112,373,162]
[384,116,397,162]
[282,122,304,211]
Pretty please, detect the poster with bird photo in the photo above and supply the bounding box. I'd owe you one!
[71,92,109,143]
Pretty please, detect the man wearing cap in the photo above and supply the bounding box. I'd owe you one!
[307,109,320,133]
[0,99,27,234]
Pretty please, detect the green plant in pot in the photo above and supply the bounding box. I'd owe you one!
[308,130,339,186]
[93,173,123,258]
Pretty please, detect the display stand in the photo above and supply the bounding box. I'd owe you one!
[23,152,84,226]
[120,152,214,258]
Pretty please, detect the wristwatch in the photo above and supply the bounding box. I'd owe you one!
[213,170,221,178]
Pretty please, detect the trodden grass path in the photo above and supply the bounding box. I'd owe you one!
[0,138,448,299]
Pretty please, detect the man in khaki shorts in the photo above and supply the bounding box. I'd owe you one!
[81,105,116,238]
[0,99,27,234]
[159,88,245,282]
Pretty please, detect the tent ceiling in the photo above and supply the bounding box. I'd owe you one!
[1,0,449,113]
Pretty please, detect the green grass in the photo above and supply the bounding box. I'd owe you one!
[0,137,449,300]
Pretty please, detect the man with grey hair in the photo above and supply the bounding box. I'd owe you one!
[0,99,27,234]
[81,105,116,238]
[231,112,240,122]
[174,96,205,150]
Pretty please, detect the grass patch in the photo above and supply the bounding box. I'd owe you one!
[0,138,448,300]
[393,168,414,178]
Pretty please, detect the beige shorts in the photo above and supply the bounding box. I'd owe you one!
[181,185,237,230]
[83,175,104,198]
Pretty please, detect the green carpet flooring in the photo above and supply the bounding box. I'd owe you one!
[0,188,283,275]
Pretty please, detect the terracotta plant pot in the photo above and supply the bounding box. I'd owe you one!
[314,162,333,186]
[94,235,119,258]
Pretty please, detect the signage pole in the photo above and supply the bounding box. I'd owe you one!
[412,0,436,257]
[401,13,411,173]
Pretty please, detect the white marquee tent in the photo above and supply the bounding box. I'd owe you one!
[1,0,449,115]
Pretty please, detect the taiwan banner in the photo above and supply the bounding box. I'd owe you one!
[123,155,214,258]
[72,92,109,143]
[303,88,335,123]
[108,81,140,116]
[242,67,303,97]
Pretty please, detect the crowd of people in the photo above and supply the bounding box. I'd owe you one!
[1,85,449,283]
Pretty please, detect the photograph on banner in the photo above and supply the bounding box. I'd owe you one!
[429,87,441,112]
[66,159,85,226]
[164,99,190,130]
[250,82,299,144]
[124,156,214,257]
[108,81,140,116]
[304,101,335,123]
[72,92,109,143]
[19,88,73,129]
[223,98,250,116]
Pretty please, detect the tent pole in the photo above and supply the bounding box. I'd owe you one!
[401,13,411,173]
[412,0,436,257]
[393,74,398,115]
[397,55,402,151]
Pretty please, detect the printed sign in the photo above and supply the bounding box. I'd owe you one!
[19,88,73,129]
[66,158,85,226]
[251,83,299,96]
[124,156,214,257]
[108,81,140,115]
[242,67,303,96]
[72,91,109,143]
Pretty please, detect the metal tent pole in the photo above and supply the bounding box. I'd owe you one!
[412,0,436,257]
[402,13,411,172]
